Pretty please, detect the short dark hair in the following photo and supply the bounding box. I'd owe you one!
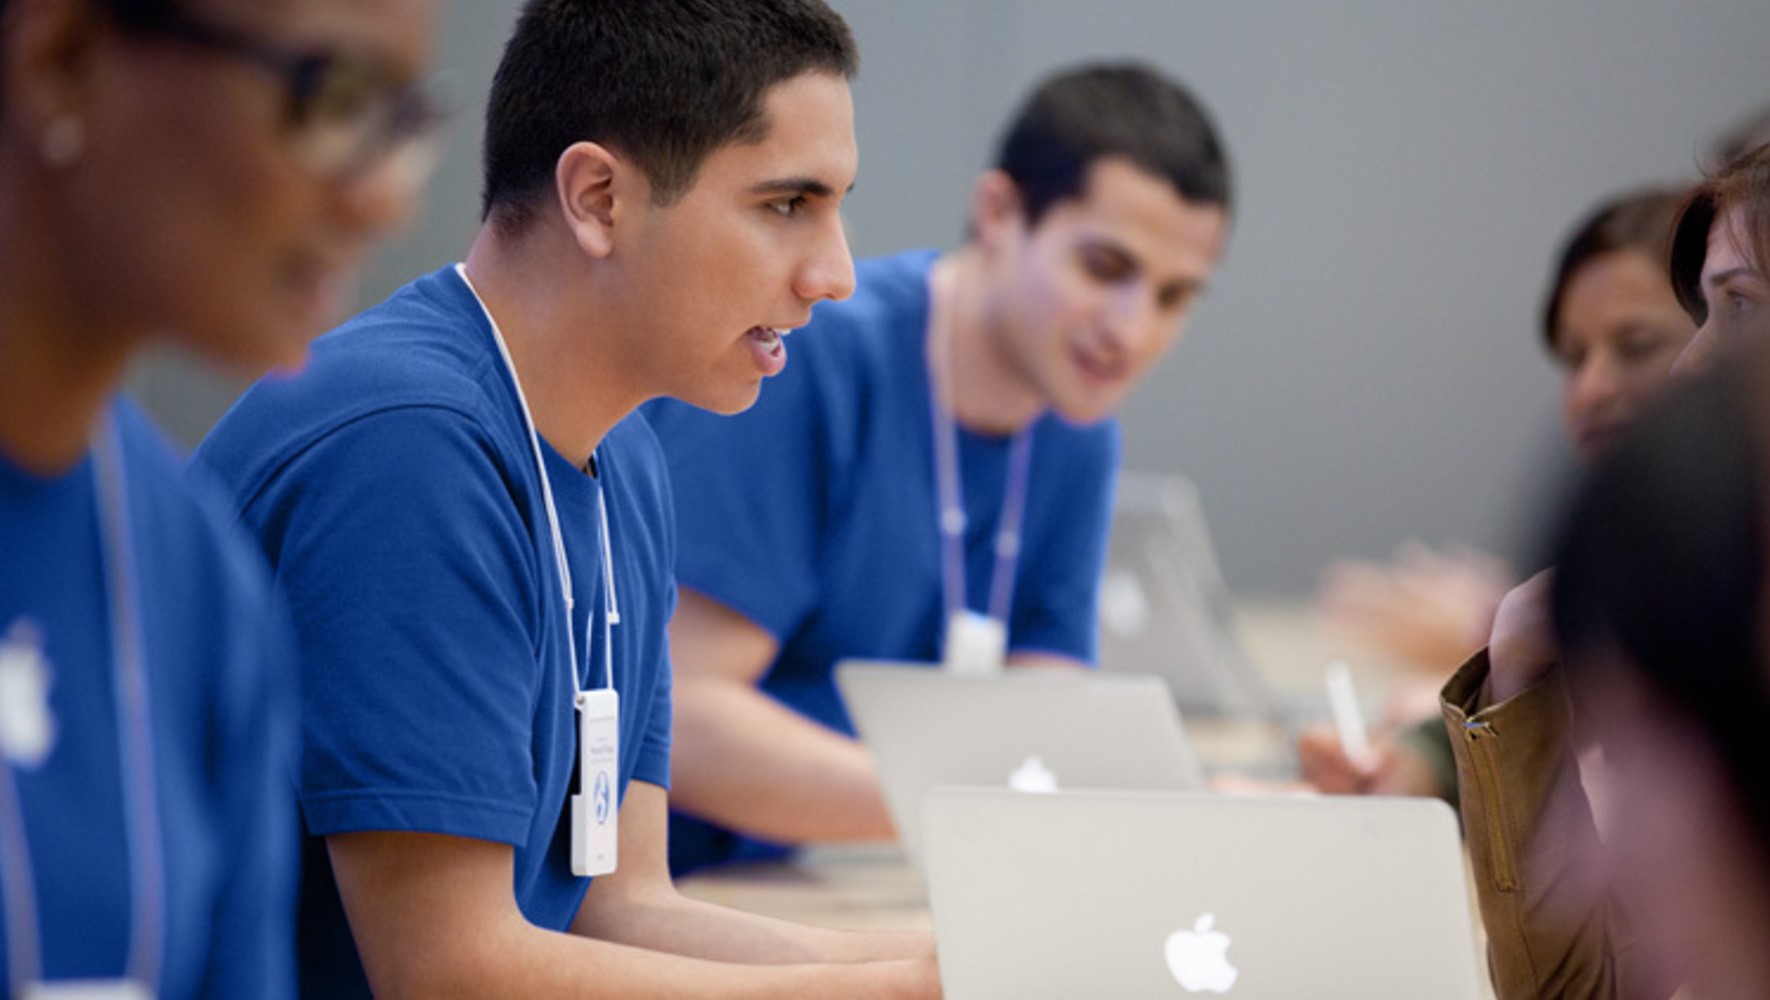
[481,0,857,232]
[1670,144,1770,325]
[1551,348,1770,859]
[993,62,1232,227]
[1541,188,1687,352]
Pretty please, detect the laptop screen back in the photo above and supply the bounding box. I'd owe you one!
[1099,472,1273,719]
[921,789,1484,1000]
[837,662,1206,865]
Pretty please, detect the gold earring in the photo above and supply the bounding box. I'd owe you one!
[41,117,85,168]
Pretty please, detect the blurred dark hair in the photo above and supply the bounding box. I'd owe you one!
[1541,189,1687,352]
[1670,145,1770,326]
[481,0,856,234]
[1551,347,1770,853]
[993,62,1232,227]
[91,0,177,27]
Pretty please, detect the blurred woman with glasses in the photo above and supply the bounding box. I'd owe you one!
[0,0,440,995]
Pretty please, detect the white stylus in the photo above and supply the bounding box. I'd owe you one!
[1325,659,1373,768]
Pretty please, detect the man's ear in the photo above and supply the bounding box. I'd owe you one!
[554,141,627,259]
[969,169,1027,254]
[3,0,105,165]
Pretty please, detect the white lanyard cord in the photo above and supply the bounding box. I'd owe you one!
[0,413,164,992]
[931,400,1033,624]
[925,267,1035,627]
[596,487,620,692]
[94,415,164,990]
[458,265,617,697]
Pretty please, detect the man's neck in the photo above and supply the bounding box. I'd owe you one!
[931,250,1046,437]
[462,224,643,468]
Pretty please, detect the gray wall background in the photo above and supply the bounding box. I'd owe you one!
[134,1,1770,597]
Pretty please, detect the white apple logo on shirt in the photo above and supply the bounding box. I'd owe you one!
[1165,913,1239,993]
[1007,755,1059,793]
[0,620,55,769]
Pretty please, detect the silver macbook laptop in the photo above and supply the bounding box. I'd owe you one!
[921,788,1484,1000]
[836,662,1206,866]
[1099,472,1274,720]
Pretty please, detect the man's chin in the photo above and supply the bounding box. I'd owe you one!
[679,380,766,417]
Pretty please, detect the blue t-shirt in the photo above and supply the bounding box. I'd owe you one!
[0,400,297,999]
[195,266,675,999]
[644,249,1118,872]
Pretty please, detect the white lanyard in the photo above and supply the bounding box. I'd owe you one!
[457,264,623,879]
[925,270,1035,630]
[0,413,164,994]
[457,265,619,698]
[930,390,1033,625]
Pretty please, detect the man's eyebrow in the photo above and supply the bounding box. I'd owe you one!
[1081,237,1133,257]
[747,177,856,198]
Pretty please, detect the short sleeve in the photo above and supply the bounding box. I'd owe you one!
[1008,422,1121,664]
[643,370,832,642]
[242,406,546,844]
[633,594,674,791]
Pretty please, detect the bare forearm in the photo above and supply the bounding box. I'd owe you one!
[577,881,930,965]
[671,680,895,842]
[331,823,941,1000]
[396,915,932,1000]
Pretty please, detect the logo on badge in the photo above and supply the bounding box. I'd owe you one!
[0,620,56,769]
[1007,755,1059,794]
[593,770,612,825]
[1165,913,1239,993]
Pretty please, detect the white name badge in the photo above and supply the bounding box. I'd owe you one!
[571,688,619,877]
[23,982,153,1000]
[943,610,1007,676]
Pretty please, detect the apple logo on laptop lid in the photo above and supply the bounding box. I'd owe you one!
[1165,913,1239,993]
[1007,755,1059,793]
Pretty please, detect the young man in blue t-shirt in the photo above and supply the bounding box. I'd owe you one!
[645,64,1235,873]
[196,2,938,997]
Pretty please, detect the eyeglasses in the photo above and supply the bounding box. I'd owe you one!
[106,1,451,184]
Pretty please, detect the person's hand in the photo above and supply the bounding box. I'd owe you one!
[1486,570,1559,704]
[1295,725,1442,798]
[1315,543,1511,674]
[1205,773,1317,795]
